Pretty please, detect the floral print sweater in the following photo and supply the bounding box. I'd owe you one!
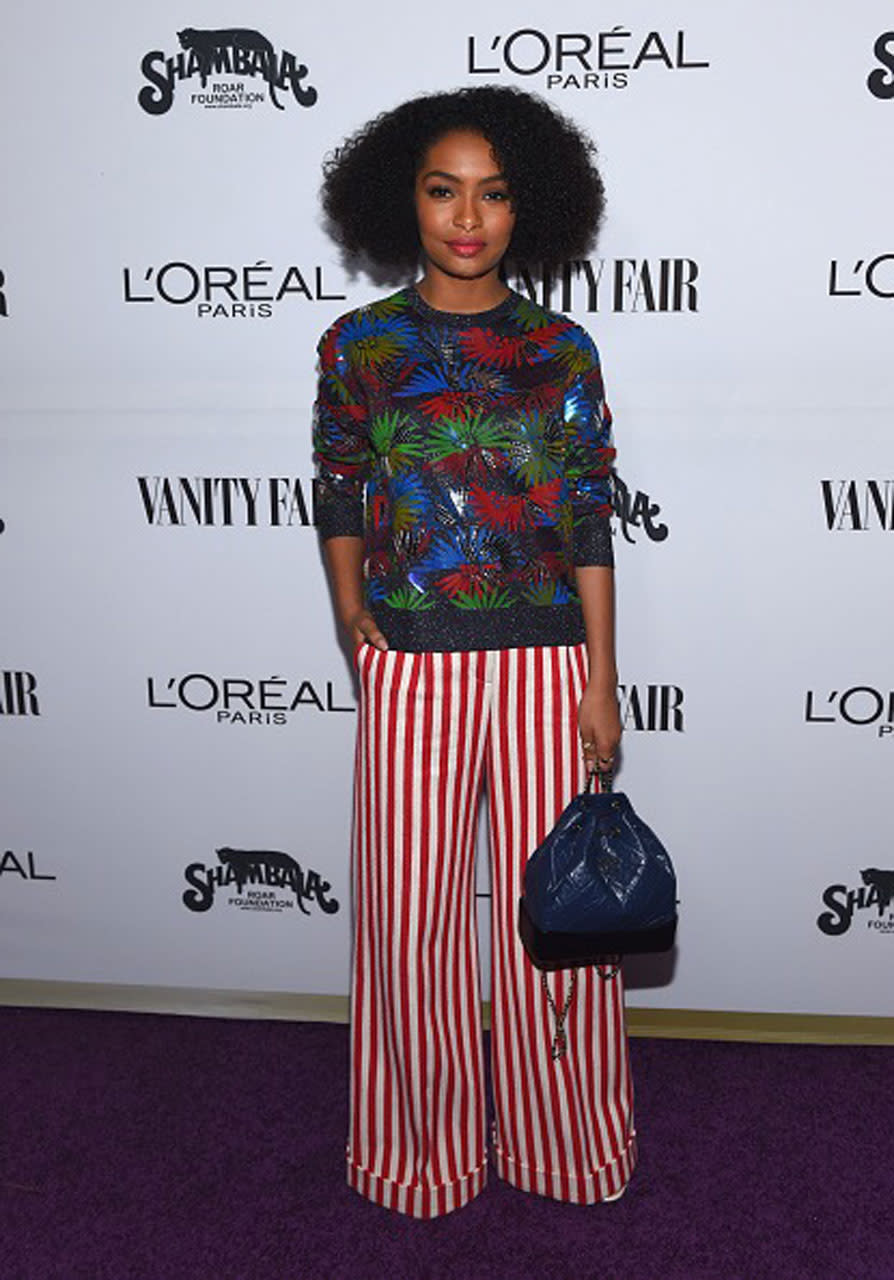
[312,285,615,653]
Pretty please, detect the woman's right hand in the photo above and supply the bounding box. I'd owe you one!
[347,608,389,653]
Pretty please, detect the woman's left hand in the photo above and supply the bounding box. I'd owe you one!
[578,682,622,774]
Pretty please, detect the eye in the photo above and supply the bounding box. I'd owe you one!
[426,184,453,198]
[484,189,510,202]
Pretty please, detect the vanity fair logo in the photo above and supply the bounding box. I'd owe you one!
[822,481,894,532]
[182,846,340,916]
[828,256,894,299]
[123,261,345,319]
[509,258,699,314]
[138,476,316,527]
[138,27,318,114]
[817,868,894,936]
[468,26,709,91]
[0,671,40,717]
[867,32,894,98]
[0,849,56,884]
[147,673,355,724]
[618,684,684,732]
[805,687,894,740]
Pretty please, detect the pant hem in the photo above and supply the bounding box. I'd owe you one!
[491,1132,638,1204]
[346,1155,487,1219]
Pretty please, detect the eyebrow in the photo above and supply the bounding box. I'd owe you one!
[420,168,507,185]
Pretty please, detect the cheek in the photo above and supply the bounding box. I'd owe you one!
[415,200,444,239]
[413,189,429,223]
[497,206,517,239]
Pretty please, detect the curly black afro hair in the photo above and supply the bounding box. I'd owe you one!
[321,85,605,276]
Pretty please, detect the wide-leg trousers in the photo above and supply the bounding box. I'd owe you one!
[347,642,637,1218]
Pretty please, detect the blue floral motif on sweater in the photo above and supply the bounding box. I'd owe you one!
[313,286,615,652]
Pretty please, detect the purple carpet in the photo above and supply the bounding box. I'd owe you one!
[1,1008,891,1280]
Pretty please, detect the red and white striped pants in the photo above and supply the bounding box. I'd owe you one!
[347,642,637,1218]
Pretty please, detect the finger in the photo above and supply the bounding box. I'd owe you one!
[356,616,388,652]
[595,750,618,783]
[594,730,620,761]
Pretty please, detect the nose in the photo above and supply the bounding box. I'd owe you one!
[453,194,481,231]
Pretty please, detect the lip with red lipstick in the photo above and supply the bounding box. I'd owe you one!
[446,238,486,258]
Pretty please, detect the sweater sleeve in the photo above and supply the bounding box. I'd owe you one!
[563,331,616,568]
[312,322,371,541]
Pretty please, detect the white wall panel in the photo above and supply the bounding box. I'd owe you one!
[2,1,892,1016]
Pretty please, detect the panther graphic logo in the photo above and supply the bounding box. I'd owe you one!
[861,867,894,917]
[138,27,318,115]
[215,846,339,915]
[177,27,316,110]
[817,865,894,936]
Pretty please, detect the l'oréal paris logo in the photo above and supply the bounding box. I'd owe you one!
[467,27,709,91]
[805,687,894,739]
[828,255,894,298]
[0,850,56,882]
[147,673,354,724]
[123,261,345,319]
[138,27,317,114]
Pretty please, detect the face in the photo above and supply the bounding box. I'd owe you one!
[413,129,516,284]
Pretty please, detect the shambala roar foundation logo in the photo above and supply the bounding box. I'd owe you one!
[817,868,894,936]
[183,846,340,915]
[138,26,317,114]
[867,32,894,99]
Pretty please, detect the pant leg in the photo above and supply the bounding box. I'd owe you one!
[347,645,491,1218]
[485,643,638,1203]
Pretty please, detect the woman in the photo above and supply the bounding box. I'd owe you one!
[313,86,635,1218]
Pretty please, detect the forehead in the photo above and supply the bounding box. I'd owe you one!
[418,130,501,175]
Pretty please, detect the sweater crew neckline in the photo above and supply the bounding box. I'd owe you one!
[407,285,518,326]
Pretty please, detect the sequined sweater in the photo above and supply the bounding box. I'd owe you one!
[312,286,615,653]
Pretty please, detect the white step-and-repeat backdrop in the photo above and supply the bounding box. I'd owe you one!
[2,2,893,1017]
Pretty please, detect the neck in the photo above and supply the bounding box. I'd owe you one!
[414,265,509,314]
